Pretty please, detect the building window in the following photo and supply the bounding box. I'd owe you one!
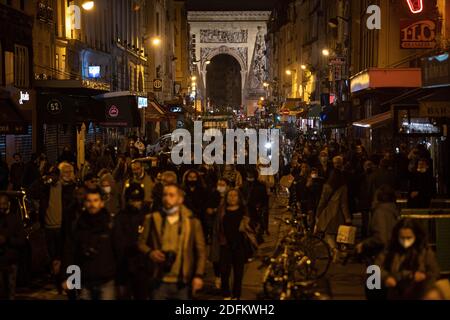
[55,53,60,73]
[5,51,14,85]
[14,45,30,87]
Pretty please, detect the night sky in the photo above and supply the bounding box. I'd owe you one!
[186,0,277,11]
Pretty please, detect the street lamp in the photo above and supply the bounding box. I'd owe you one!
[286,69,293,76]
[151,36,161,47]
[322,49,330,57]
[82,1,95,10]
[301,64,307,70]
[260,97,265,101]
[191,76,197,81]
[263,82,270,88]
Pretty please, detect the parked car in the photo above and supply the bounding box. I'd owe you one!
[146,134,173,156]
[0,191,48,286]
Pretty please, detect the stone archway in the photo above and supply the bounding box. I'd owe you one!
[206,54,242,109]
[188,10,271,114]
[200,46,248,107]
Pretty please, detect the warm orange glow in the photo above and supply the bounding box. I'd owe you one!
[406,0,423,14]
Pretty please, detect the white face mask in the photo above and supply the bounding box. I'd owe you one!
[217,186,227,194]
[102,186,112,194]
[399,237,415,249]
[163,206,179,216]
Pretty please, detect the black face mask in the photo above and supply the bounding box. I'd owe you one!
[187,180,197,187]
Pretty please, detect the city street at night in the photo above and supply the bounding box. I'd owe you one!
[1,0,450,309]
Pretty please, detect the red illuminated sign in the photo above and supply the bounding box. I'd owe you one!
[406,0,423,14]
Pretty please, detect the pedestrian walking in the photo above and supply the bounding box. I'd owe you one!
[138,184,206,300]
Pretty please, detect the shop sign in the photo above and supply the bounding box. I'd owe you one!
[19,91,30,105]
[0,124,27,135]
[400,19,436,49]
[153,79,163,92]
[420,101,450,118]
[47,99,62,114]
[138,97,148,109]
[107,105,119,118]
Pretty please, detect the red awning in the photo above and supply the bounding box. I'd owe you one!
[351,68,422,93]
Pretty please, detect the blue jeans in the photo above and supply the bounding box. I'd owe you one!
[152,282,189,300]
[79,280,116,300]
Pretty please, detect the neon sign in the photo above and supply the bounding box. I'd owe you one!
[406,0,423,14]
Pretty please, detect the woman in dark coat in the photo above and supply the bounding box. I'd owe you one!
[210,188,256,300]
[375,219,440,300]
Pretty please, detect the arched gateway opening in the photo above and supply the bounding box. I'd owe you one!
[206,54,242,111]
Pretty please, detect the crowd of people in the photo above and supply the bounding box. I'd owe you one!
[283,136,446,300]
[0,138,267,300]
[0,133,449,300]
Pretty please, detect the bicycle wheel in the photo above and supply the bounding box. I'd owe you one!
[293,235,332,280]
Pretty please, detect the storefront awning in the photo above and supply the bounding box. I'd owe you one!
[353,111,392,129]
[350,68,422,94]
[146,100,168,122]
[0,97,28,134]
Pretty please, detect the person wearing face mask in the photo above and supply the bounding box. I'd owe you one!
[222,164,243,189]
[182,170,206,222]
[114,183,150,299]
[123,161,154,206]
[407,159,435,209]
[99,173,121,217]
[139,184,206,300]
[207,178,230,289]
[375,219,440,300]
[0,194,26,300]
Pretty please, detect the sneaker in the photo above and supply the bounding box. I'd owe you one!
[215,277,221,289]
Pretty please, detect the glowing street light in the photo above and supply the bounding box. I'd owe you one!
[301,64,307,70]
[191,76,197,81]
[205,60,211,65]
[263,82,270,88]
[260,97,265,101]
[286,69,293,76]
[151,37,161,46]
[322,49,330,56]
[82,1,95,10]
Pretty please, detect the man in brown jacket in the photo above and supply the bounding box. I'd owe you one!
[138,184,206,300]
